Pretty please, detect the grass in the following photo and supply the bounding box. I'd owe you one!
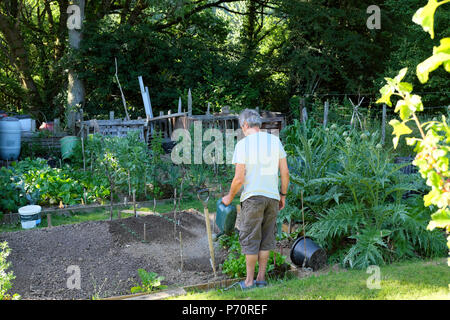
[0,208,134,233]
[170,258,450,300]
[0,196,240,233]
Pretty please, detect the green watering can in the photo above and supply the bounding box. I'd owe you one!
[216,199,237,237]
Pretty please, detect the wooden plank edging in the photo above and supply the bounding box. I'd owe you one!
[101,277,247,301]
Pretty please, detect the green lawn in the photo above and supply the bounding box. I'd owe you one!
[171,258,450,300]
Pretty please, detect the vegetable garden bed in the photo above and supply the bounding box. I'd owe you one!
[0,209,229,300]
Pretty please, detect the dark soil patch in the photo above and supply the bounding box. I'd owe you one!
[0,210,228,300]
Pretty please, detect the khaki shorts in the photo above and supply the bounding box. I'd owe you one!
[238,196,279,255]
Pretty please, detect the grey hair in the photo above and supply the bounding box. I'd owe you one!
[239,109,262,128]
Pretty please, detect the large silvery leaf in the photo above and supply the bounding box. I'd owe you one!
[412,0,440,39]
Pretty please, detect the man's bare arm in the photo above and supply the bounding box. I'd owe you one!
[222,163,245,205]
[279,157,289,210]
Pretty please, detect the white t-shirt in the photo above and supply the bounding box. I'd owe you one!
[232,131,287,202]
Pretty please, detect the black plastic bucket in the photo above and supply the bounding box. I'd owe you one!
[290,236,327,271]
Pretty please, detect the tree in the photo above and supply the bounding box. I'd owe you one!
[67,0,85,114]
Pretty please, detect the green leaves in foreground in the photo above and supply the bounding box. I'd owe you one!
[412,0,441,39]
[130,269,167,294]
[417,38,450,83]
[378,0,450,261]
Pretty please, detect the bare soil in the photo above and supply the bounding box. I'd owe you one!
[0,209,228,300]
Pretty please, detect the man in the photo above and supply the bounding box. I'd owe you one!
[222,109,289,290]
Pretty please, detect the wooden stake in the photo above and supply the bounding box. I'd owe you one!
[128,171,131,197]
[301,190,307,269]
[47,213,52,227]
[173,188,177,238]
[323,100,329,128]
[115,57,130,121]
[179,231,183,272]
[381,104,387,145]
[188,89,192,116]
[81,132,86,171]
[204,206,216,277]
[143,223,146,242]
[302,108,308,124]
[133,190,137,218]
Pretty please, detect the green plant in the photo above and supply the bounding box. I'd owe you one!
[0,167,27,216]
[283,119,446,269]
[282,120,349,217]
[0,242,20,300]
[219,232,288,279]
[130,269,167,294]
[376,0,450,262]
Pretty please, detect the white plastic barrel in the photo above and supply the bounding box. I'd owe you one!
[0,117,21,160]
[18,205,42,229]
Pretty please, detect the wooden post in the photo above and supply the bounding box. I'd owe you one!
[178,97,182,114]
[81,135,86,171]
[300,98,305,121]
[133,190,137,218]
[381,104,387,145]
[127,171,131,197]
[323,100,329,128]
[179,231,183,272]
[47,213,52,227]
[143,223,146,242]
[54,118,60,133]
[302,108,308,124]
[114,57,130,121]
[67,112,75,134]
[168,110,173,136]
[110,111,114,120]
[188,89,192,116]
[80,108,84,138]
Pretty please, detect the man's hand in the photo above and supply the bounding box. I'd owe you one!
[222,194,233,206]
[279,195,286,210]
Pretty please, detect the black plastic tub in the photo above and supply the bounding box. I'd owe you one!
[290,236,327,271]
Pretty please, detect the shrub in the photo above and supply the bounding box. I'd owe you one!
[130,269,167,294]
[0,242,20,300]
[0,168,27,216]
[219,232,289,279]
[283,121,447,269]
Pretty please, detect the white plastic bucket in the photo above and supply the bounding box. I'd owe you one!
[18,205,42,229]
[18,117,32,132]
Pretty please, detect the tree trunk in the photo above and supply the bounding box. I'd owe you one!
[0,13,42,112]
[67,0,85,111]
